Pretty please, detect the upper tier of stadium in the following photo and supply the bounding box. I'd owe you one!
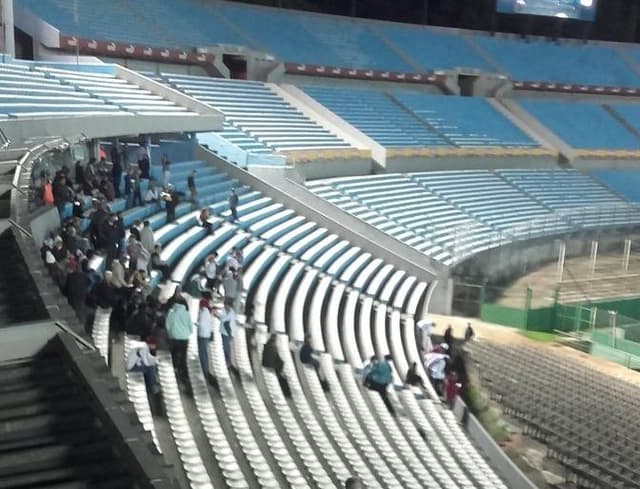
[13,0,640,87]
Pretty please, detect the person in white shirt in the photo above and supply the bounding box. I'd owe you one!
[144,183,159,204]
[416,319,434,353]
[424,351,449,396]
[215,300,236,366]
[197,292,214,374]
[126,340,160,394]
[203,253,220,293]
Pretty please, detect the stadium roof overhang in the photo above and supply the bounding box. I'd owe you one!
[0,112,223,148]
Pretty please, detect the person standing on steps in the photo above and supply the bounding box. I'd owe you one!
[215,300,236,367]
[166,300,193,385]
[228,188,239,222]
[161,153,171,187]
[187,170,198,205]
[197,291,214,375]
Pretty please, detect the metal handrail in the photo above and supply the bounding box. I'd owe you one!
[55,321,96,351]
[8,218,32,239]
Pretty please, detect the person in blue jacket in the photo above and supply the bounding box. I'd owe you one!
[365,354,395,415]
[166,301,193,384]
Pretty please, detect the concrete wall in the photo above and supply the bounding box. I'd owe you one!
[385,154,558,173]
[290,157,374,180]
[30,205,60,247]
[196,145,453,313]
[2,113,219,148]
[0,321,58,361]
[278,73,446,94]
[452,398,538,489]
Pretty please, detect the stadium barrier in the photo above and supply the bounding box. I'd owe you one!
[452,397,538,489]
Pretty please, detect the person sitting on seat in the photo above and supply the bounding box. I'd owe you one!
[424,350,449,397]
[344,477,362,489]
[262,334,290,397]
[150,244,170,282]
[144,183,159,204]
[199,208,213,234]
[365,354,395,415]
[299,334,329,391]
[404,361,426,389]
[126,339,160,394]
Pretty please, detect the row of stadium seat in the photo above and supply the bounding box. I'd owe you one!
[301,84,537,148]
[308,169,640,265]
[469,341,640,489]
[15,0,640,86]
[0,61,197,118]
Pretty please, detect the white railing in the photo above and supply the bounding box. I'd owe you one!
[200,131,286,168]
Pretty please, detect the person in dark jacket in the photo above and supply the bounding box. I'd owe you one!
[163,186,178,223]
[94,271,117,309]
[404,361,426,389]
[74,160,84,186]
[444,325,454,348]
[263,334,290,397]
[187,170,197,204]
[52,174,70,218]
[65,262,91,322]
[112,154,123,198]
[228,188,239,222]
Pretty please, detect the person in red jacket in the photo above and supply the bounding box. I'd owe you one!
[444,370,459,408]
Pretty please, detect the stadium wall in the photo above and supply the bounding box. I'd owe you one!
[454,229,635,284]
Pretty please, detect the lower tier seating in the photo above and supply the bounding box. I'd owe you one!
[83,157,507,488]
[468,340,640,489]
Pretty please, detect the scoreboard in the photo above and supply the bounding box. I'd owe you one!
[496,0,598,21]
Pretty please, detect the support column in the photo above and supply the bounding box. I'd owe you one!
[590,241,598,277]
[556,241,566,283]
[623,239,631,272]
[0,0,15,58]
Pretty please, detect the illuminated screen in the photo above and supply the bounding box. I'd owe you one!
[496,0,598,21]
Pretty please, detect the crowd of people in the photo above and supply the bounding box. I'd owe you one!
[33,139,476,489]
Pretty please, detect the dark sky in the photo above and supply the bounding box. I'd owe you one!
[236,0,640,43]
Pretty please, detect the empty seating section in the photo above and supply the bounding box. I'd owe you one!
[301,85,447,147]
[302,85,537,148]
[157,74,351,151]
[609,103,640,135]
[0,61,198,118]
[474,36,640,86]
[499,169,640,227]
[0,62,126,117]
[410,170,569,236]
[308,174,499,265]
[519,99,640,150]
[15,0,180,46]
[35,66,195,116]
[590,169,640,202]
[378,24,490,71]
[392,92,537,147]
[209,2,411,72]
[469,341,640,489]
[16,0,640,86]
[310,169,640,264]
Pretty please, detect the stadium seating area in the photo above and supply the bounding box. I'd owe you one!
[74,155,515,489]
[0,61,199,118]
[590,169,640,202]
[519,99,640,150]
[301,85,536,148]
[474,36,640,87]
[14,0,640,87]
[153,74,351,152]
[308,169,640,264]
[469,340,640,489]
